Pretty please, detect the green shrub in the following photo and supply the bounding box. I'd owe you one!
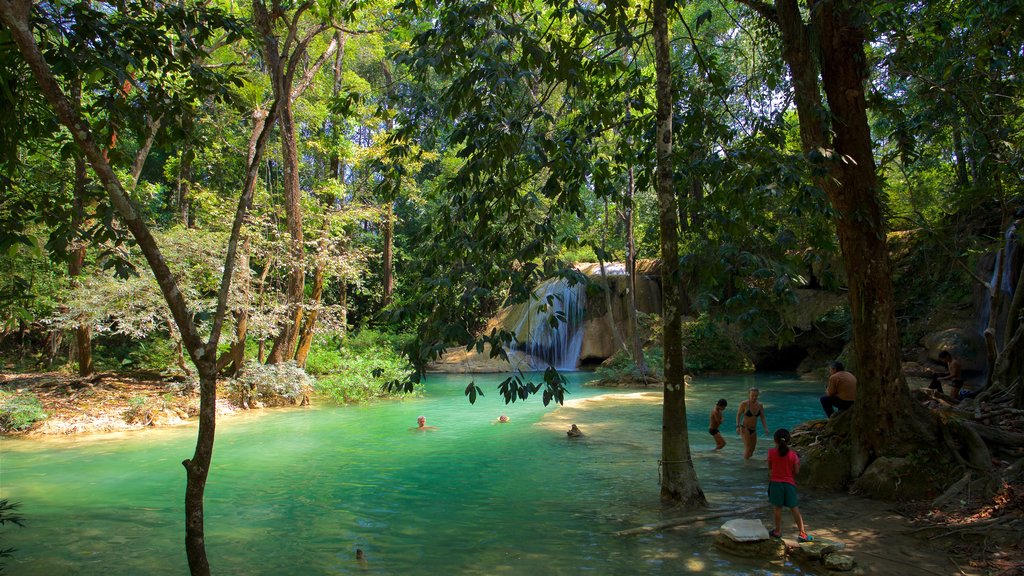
[227,361,315,408]
[0,392,47,432]
[594,348,664,382]
[682,315,752,373]
[314,343,419,404]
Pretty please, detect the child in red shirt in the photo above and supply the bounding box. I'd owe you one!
[767,428,812,542]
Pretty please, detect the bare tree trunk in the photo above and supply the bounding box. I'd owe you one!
[70,141,94,376]
[295,224,328,367]
[266,98,305,364]
[624,162,648,377]
[178,113,195,227]
[129,114,160,187]
[654,0,705,507]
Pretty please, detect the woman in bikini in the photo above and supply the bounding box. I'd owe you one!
[736,387,769,459]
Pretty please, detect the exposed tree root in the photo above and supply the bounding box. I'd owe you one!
[614,504,766,536]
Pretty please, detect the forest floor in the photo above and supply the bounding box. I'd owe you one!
[2,371,1022,574]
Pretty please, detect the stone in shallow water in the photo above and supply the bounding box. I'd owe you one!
[719,519,770,542]
[713,532,787,559]
[823,552,856,571]
[792,539,843,559]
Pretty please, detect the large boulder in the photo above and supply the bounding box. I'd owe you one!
[850,456,941,501]
[713,519,786,559]
[922,328,985,373]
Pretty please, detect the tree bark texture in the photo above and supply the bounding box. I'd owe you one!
[70,151,94,377]
[812,0,916,472]
[653,0,706,507]
[295,226,329,367]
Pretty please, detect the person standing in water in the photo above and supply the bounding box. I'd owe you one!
[709,398,728,450]
[736,388,768,459]
[767,428,812,542]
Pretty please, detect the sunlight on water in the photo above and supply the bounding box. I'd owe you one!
[0,372,825,575]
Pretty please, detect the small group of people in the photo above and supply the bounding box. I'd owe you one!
[708,391,813,541]
[706,387,770,459]
[411,415,584,438]
[707,360,859,460]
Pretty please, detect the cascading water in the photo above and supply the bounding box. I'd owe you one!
[979,222,1019,348]
[503,277,587,371]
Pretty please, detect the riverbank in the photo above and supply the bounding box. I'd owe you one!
[0,371,242,435]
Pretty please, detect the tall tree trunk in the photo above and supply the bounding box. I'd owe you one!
[254,3,337,363]
[624,162,648,377]
[295,224,328,367]
[67,78,94,377]
[812,0,917,473]
[266,97,305,364]
[183,365,217,575]
[382,203,394,307]
[381,61,397,308]
[70,152,93,377]
[951,122,970,188]
[178,113,195,227]
[653,0,706,507]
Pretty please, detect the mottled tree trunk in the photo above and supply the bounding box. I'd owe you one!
[653,0,706,507]
[182,364,217,575]
[295,225,328,367]
[266,97,305,364]
[70,141,94,376]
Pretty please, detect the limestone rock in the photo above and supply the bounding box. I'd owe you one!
[720,519,770,542]
[713,532,786,559]
[922,328,985,372]
[823,552,856,571]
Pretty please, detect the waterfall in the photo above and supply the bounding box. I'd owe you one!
[979,222,1020,347]
[503,277,587,371]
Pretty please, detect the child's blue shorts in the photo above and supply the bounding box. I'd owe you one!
[768,481,798,508]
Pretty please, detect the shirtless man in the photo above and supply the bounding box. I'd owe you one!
[936,351,964,398]
[820,361,856,418]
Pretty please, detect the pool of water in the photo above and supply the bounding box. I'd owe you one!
[0,372,825,575]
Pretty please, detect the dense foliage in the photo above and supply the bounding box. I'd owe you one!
[0,0,1019,398]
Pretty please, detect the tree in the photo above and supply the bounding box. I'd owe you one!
[0,1,274,572]
[256,0,340,364]
[653,0,705,506]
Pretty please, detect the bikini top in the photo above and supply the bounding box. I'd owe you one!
[745,403,762,418]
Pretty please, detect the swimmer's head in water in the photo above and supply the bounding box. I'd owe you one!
[498,415,509,423]
[417,416,426,425]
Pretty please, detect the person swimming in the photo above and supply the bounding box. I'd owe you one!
[410,416,438,431]
[567,424,583,437]
[497,415,510,423]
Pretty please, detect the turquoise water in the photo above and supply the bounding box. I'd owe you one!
[0,373,824,575]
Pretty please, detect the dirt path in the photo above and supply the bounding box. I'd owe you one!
[801,494,1014,575]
